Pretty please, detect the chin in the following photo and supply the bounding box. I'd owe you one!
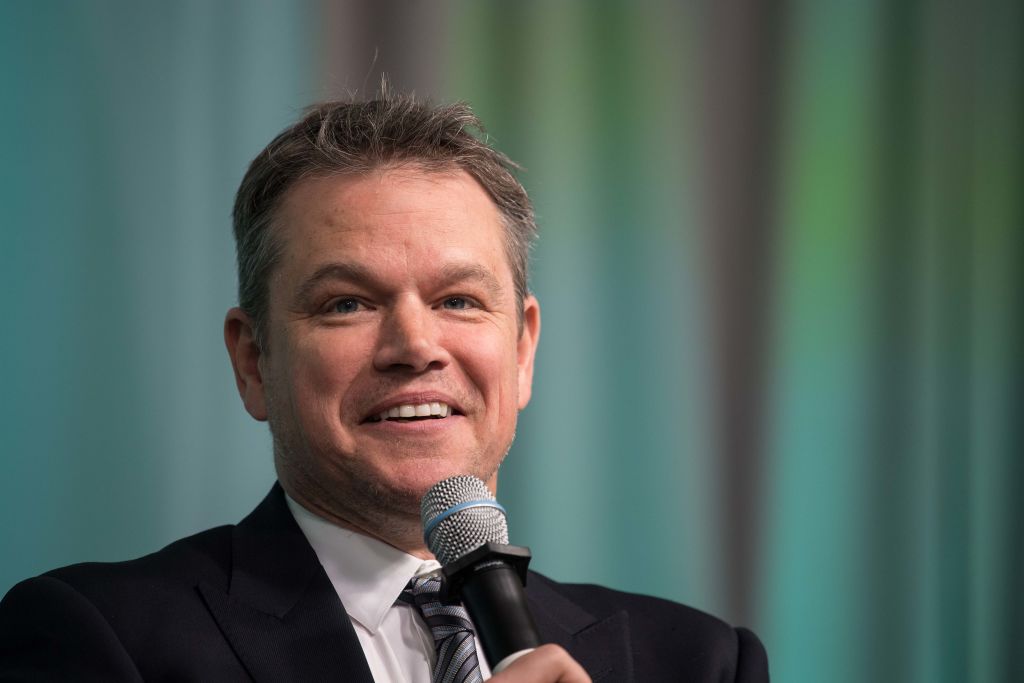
[383,460,493,499]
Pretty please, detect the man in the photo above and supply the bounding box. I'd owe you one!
[0,93,768,682]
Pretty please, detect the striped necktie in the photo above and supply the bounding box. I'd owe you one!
[398,575,485,683]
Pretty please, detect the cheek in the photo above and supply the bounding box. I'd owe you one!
[285,332,366,417]
[451,331,520,409]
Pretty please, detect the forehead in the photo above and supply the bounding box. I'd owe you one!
[271,167,512,288]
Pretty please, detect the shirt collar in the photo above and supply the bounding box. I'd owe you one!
[285,493,441,634]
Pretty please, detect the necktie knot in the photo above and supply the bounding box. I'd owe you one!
[398,575,484,683]
[398,575,445,606]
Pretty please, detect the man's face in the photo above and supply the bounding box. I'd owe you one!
[228,168,539,530]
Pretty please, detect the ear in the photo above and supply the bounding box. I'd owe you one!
[516,295,541,410]
[224,307,268,421]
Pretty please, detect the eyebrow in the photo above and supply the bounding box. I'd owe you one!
[438,263,505,301]
[292,261,505,307]
[293,262,376,307]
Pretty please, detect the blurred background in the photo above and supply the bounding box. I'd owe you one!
[1,1,1021,681]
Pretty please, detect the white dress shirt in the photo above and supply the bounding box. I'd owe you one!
[286,495,493,682]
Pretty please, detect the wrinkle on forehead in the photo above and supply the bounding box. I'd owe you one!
[273,169,515,316]
[280,171,497,250]
[303,166,483,226]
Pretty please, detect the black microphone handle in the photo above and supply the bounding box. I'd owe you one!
[460,560,541,668]
[441,543,540,671]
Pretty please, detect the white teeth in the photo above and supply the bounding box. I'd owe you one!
[378,402,453,421]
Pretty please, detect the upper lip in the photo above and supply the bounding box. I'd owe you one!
[361,392,464,423]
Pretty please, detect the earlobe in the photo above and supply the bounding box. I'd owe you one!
[516,296,541,410]
[224,307,268,421]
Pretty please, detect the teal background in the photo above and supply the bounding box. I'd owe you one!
[2,2,1021,681]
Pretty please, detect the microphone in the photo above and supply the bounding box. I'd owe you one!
[420,475,542,673]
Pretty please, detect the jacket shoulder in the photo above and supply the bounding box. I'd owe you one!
[3,524,235,639]
[527,571,769,682]
[43,523,235,598]
[0,525,239,681]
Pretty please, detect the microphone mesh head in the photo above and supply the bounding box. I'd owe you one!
[421,475,509,566]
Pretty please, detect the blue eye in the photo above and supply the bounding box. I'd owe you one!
[333,298,362,314]
[442,297,470,310]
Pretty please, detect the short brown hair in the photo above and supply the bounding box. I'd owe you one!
[232,92,537,350]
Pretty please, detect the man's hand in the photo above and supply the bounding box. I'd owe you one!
[489,644,591,683]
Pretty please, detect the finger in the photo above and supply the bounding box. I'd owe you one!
[489,644,591,683]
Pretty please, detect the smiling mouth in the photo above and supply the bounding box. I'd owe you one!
[364,402,462,424]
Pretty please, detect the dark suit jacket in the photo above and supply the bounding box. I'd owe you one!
[0,485,768,681]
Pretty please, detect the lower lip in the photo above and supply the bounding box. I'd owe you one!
[362,415,463,434]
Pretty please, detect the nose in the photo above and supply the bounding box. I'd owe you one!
[372,298,451,373]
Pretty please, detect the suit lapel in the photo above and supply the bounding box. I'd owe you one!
[526,575,633,682]
[198,485,374,683]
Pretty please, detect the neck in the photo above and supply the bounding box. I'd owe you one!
[283,482,435,560]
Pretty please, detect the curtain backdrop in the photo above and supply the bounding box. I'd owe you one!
[1,2,1020,682]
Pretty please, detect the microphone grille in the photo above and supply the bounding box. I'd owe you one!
[421,475,509,566]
